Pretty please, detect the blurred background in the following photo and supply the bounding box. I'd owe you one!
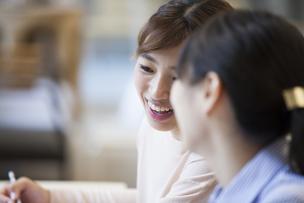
[0,0,303,188]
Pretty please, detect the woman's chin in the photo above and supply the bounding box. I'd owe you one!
[146,114,177,132]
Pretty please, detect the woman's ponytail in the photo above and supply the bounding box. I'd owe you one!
[289,109,304,175]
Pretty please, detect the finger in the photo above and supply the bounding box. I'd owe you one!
[0,181,24,202]
[0,194,11,203]
[8,177,31,199]
[0,184,12,198]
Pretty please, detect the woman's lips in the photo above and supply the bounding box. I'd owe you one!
[148,107,174,121]
[146,99,174,121]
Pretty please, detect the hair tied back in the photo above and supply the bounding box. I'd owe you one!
[283,87,304,110]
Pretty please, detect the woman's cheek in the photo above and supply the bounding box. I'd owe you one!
[134,70,149,99]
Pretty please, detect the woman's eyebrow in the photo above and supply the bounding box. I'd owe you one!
[141,53,159,64]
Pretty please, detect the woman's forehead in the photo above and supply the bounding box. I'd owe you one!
[140,45,184,62]
[139,52,178,70]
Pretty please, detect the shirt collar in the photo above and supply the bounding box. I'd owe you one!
[209,138,288,203]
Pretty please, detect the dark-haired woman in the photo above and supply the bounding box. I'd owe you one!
[172,10,304,203]
[0,1,232,203]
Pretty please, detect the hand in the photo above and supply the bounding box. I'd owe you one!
[0,177,50,203]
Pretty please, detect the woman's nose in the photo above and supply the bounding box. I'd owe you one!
[149,76,171,100]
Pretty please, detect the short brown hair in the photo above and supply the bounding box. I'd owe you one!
[136,0,233,56]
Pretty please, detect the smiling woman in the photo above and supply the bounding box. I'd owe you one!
[134,0,232,133]
[134,45,182,132]
[0,1,233,203]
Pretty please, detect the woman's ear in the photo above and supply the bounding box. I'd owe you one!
[199,72,223,115]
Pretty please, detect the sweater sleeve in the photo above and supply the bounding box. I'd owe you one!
[159,153,216,203]
[49,187,137,203]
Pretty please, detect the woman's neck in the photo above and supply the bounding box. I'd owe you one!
[200,127,261,187]
[171,127,181,141]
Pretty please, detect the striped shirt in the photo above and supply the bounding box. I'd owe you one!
[208,139,304,203]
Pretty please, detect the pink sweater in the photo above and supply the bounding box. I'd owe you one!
[50,119,216,203]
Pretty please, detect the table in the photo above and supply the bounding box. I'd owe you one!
[0,180,127,190]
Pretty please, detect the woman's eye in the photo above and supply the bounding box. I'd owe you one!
[172,74,178,81]
[140,65,154,73]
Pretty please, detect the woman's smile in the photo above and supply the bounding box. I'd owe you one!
[145,98,174,122]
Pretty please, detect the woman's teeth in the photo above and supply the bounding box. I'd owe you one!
[148,101,173,113]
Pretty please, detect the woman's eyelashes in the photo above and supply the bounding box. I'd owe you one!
[172,74,178,81]
[172,73,178,81]
[139,64,177,81]
[140,64,154,74]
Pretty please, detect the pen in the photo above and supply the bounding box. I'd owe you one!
[8,171,22,203]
